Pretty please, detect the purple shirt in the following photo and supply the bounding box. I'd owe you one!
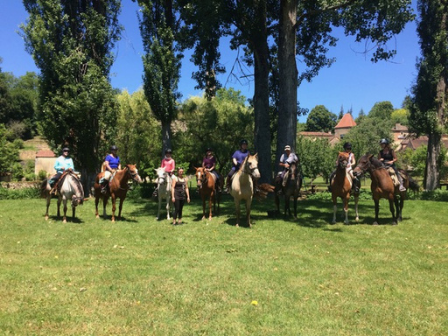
[105,154,120,169]
[203,156,216,169]
[232,149,250,166]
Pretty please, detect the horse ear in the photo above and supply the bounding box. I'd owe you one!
[367,154,374,161]
[254,153,258,158]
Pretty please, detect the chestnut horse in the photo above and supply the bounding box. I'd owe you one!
[275,162,302,218]
[94,164,142,222]
[331,152,359,224]
[229,154,261,228]
[195,167,221,220]
[353,154,410,225]
[42,171,84,223]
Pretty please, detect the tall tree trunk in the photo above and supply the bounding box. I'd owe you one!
[252,1,272,183]
[277,0,298,164]
[161,121,172,159]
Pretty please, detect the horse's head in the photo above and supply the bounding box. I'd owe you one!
[353,154,374,177]
[194,167,207,190]
[71,194,84,207]
[155,167,167,185]
[337,151,349,170]
[126,164,142,183]
[243,154,261,179]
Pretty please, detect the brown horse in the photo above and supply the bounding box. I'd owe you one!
[353,154,410,225]
[195,167,221,220]
[94,164,142,222]
[331,152,359,224]
[275,162,302,218]
[229,154,261,228]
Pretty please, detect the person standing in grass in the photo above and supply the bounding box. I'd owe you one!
[171,167,190,225]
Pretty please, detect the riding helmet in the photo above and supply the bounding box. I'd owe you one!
[110,145,118,151]
[284,145,291,151]
[343,142,352,149]
[206,147,213,152]
[62,147,70,152]
[379,139,389,145]
[165,148,173,154]
[240,139,248,145]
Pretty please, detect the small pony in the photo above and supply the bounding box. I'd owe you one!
[195,167,221,220]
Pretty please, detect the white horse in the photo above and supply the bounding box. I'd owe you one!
[42,171,84,223]
[155,167,172,220]
[230,154,261,228]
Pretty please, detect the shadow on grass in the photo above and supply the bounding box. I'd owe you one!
[44,215,84,224]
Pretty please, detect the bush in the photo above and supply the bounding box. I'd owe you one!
[0,187,41,200]
[37,170,47,181]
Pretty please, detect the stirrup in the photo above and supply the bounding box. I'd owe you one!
[399,185,406,192]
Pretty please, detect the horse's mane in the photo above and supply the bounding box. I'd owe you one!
[237,155,251,173]
[67,172,84,197]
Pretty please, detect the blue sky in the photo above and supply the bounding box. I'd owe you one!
[1,1,420,123]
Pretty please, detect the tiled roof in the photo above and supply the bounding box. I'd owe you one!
[392,123,408,131]
[35,149,56,158]
[335,113,356,129]
[299,131,334,138]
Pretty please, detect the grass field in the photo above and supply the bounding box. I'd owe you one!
[0,190,447,335]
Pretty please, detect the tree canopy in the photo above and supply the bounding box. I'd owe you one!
[305,105,337,133]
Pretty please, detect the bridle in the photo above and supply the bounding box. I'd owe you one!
[242,158,258,177]
[196,168,208,190]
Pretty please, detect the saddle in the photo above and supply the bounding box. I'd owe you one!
[51,171,77,195]
[387,167,406,187]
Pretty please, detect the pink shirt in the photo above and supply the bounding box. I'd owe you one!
[161,157,175,173]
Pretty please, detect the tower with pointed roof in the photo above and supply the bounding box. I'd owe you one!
[334,113,357,139]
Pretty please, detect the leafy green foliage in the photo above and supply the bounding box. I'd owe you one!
[296,136,337,181]
[391,108,409,126]
[305,105,337,133]
[0,124,20,176]
[21,0,122,188]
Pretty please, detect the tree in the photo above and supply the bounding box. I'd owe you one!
[409,0,448,190]
[0,59,12,124]
[391,108,409,125]
[22,0,122,196]
[0,124,20,176]
[305,105,337,133]
[276,0,414,165]
[368,101,395,121]
[355,109,366,125]
[136,0,182,157]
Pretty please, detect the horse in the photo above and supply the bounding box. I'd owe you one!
[353,154,412,225]
[275,162,302,218]
[94,164,142,222]
[42,171,84,223]
[195,167,221,220]
[154,167,172,220]
[331,151,359,224]
[229,154,261,228]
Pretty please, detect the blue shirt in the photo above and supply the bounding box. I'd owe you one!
[232,149,250,166]
[105,154,120,170]
[54,155,75,174]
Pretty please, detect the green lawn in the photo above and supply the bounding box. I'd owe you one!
[0,192,446,335]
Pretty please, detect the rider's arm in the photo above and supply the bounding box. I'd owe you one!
[232,158,238,166]
[391,150,397,164]
[104,159,113,171]
[171,176,177,201]
[378,152,384,161]
[54,158,64,172]
[185,178,190,201]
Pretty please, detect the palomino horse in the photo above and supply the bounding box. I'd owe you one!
[94,164,142,222]
[230,154,261,227]
[353,154,411,225]
[195,167,221,220]
[154,167,172,220]
[275,162,302,218]
[331,152,359,224]
[42,171,84,223]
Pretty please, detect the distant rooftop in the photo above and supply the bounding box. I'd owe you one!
[335,113,356,129]
[35,149,56,158]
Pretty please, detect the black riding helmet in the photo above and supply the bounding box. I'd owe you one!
[380,138,389,145]
[62,147,70,152]
[240,139,248,146]
[165,148,172,154]
[110,145,118,151]
[343,142,352,149]
[206,147,213,152]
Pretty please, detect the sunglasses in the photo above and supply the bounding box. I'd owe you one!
[345,148,352,150]
[63,150,69,153]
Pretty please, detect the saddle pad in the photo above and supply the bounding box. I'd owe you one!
[387,167,400,186]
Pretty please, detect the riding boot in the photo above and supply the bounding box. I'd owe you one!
[353,177,360,193]
[225,176,231,193]
[101,180,108,194]
[282,171,289,187]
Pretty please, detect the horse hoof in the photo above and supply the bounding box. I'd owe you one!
[236,224,239,228]
[45,216,49,221]
[373,221,379,226]
[392,221,398,225]
[208,217,212,221]
[96,215,99,219]
[355,217,359,222]
[63,219,67,223]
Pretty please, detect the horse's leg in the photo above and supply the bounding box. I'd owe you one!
[391,198,398,225]
[293,191,298,219]
[62,198,68,223]
[118,197,124,220]
[57,196,62,218]
[72,203,76,220]
[111,195,116,222]
[95,195,100,218]
[284,194,290,217]
[354,194,359,222]
[234,199,240,227]
[246,198,253,228]
[373,199,380,225]
[208,192,213,220]
[103,196,108,219]
[398,195,404,222]
[201,194,206,220]
[332,194,337,224]
[45,195,51,220]
[166,196,171,220]
[343,196,349,225]
[275,192,280,214]
[157,195,161,220]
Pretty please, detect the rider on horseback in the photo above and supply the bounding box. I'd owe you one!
[161,148,175,182]
[101,145,121,194]
[328,142,360,193]
[379,138,406,192]
[276,145,299,187]
[225,139,250,192]
[48,147,75,194]
[202,147,221,191]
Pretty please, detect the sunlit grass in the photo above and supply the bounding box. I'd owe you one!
[0,192,446,335]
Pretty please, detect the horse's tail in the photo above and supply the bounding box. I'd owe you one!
[256,183,276,199]
[40,179,50,198]
[408,176,420,193]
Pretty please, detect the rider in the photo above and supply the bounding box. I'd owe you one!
[49,147,75,193]
[225,139,250,192]
[100,145,121,194]
[161,148,175,180]
[328,142,359,193]
[276,145,299,187]
[378,138,406,192]
[202,147,221,191]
